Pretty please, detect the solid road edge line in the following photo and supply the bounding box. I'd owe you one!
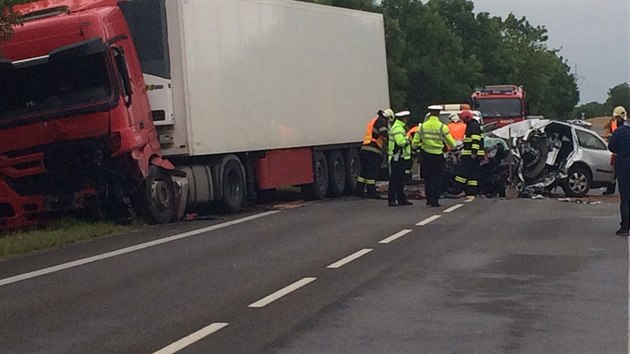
[0,210,281,287]
[248,277,317,308]
[416,215,441,226]
[152,322,229,354]
[379,229,413,244]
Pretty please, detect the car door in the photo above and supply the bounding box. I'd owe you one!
[575,129,614,183]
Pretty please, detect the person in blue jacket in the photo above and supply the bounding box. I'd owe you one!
[608,106,630,236]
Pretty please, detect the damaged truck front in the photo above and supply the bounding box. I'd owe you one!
[0,1,177,228]
[492,119,615,197]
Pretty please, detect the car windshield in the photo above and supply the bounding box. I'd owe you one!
[0,40,113,122]
[477,98,522,118]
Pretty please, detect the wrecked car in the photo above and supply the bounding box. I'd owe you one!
[491,119,614,197]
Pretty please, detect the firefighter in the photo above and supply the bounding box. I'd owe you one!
[447,112,467,143]
[355,109,394,198]
[608,105,630,236]
[388,111,413,206]
[452,110,485,202]
[604,106,627,195]
[412,105,456,207]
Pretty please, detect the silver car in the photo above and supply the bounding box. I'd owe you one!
[492,119,614,197]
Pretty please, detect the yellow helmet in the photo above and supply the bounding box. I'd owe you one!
[613,106,627,119]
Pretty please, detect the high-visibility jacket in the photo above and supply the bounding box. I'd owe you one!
[361,116,388,155]
[412,115,456,155]
[448,121,466,142]
[388,119,411,162]
[462,119,485,157]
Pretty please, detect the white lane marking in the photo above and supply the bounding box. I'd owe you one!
[416,215,441,226]
[444,204,464,213]
[327,248,373,269]
[379,229,413,244]
[0,211,280,287]
[153,322,228,354]
[249,277,317,308]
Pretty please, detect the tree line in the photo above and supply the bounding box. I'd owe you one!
[301,0,580,119]
[2,0,585,119]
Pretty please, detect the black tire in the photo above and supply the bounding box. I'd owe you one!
[137,166,175,224]
[561,165,592,197]
[221,158,246,213]
[345,148,360,194]
[327,150,346,197]
[301,151,329,200]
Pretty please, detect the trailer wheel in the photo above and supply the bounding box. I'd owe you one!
[345,148,360,194]
[221,158,246,212]
[327,150,346,197]
[301,151,328,200]
[137,166,175,224]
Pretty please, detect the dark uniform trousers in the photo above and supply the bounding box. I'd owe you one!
[454,156,480,196]
[421,151,445,206]
[619,174,630,230]
[356,150,383,196]
[388,158,410,203]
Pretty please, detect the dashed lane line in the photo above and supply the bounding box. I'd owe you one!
[443,204,464,213]
[248,277,317,308]
[153,323,228,354]
[379,230,413,244]
[327,248,374,269]
[416,215,441,226]
[0,211,281,287]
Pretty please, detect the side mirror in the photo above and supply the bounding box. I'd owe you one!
[113,47,133,106]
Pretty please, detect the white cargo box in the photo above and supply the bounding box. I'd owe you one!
[128,0,390,156]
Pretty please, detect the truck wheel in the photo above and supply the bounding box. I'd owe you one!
[138,166,175,224]
[345,148,360,194]
[221,158,246,212]
[561,165,591,197]
[301,151,328,200]
[327,150,346,197]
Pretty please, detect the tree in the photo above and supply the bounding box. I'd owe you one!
[605,83,630,112]
[1,0,34,46]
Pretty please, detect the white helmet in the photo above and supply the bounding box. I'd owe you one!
[449,112,460,123]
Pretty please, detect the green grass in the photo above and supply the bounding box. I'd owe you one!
[0,220,135,260]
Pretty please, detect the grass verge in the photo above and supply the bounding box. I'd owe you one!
[0,220,135,260]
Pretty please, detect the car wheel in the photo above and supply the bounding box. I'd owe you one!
[562,165,591,197]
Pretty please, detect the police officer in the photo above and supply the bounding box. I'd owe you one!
[604,106,627,195]
[388,111,413,206]
[356,109,393,198]
[452,110,485,202]
[412,105,456,207]
[608,105,630,236]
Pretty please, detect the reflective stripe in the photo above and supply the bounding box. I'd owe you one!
[477,151,485,156]
[357,176,366,183]
[472,144,480,150]
[467,180,478,186]
[361,145,383,155]
[464,138,472,143]
[365,179,376,185]
[455,176,467,183]
[471,134,482,140]
[462,151,472,156]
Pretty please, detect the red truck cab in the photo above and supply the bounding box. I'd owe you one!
[471,85,528,128]
[0,0,172,228]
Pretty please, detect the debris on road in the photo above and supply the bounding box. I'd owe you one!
[557,198,602,205]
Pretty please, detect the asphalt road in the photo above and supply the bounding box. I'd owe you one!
[0,195,626,353]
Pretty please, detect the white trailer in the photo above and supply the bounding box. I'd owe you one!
[121,0,390,211]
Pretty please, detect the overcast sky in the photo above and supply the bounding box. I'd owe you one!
[472,0,630,104]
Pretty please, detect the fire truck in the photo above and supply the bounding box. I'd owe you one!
[470,85,528,127]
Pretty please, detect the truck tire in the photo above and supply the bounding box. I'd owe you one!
[137,165,175,225]
[327,150,346,197]
[561,165,591,197]
[221,158,246,212]
[345,148,360,194]
[301,151,328,200]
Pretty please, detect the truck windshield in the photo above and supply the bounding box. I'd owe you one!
[477,98,522,118]
[0,40,114,124]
